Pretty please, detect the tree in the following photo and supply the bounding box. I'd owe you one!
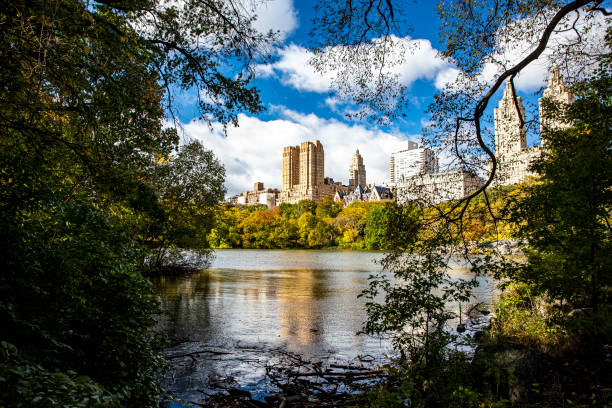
[499,68,612,312]
[363,202,394,250]
[311,2,611,398]
[146,141,225,272]
[0,0,273,406]
[360,203,478,362]
[316,196,343,218]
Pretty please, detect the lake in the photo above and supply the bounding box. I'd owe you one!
[151,249,497,405]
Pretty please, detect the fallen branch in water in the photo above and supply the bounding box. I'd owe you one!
[164,349,233,360]
[198,349,387,407]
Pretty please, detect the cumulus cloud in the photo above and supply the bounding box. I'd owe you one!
[182,109,416,195]
[434,12,609,93]
[251,0,299,41]
[257,44,334,92]
[259,37,455,94]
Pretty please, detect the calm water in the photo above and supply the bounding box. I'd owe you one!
[152,249,496,405]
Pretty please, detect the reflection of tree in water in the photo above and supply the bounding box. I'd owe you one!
[151,272,220,343]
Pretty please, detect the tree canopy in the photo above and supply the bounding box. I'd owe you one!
[0,0,273,406]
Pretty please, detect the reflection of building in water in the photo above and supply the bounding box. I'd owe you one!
[152,272,220,341]
[277,269,324,346]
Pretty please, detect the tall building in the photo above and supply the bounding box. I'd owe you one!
[389,141,437,185]
[348,149,366,188]
[539,65,574,145]
[492,79,542,186]
[494,78,527,155]
[278,140,339,204]
[282,145,300,190]
[299,140,324,188]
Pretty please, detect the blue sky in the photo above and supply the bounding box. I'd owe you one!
[175,0,597,196]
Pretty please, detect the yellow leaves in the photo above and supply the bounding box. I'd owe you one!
[45,110,69,124]
[155,152,172,164]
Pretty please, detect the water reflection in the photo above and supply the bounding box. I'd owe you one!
[152,250,390,359]
[152,249,497,404]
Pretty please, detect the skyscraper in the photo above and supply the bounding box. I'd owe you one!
[494,78,527,156]
[389,141,437,185]
[279,140,339,203]
[539,65,574,146]
[348,149,366,188]
[282,145,300,190]
[299,140,324,188]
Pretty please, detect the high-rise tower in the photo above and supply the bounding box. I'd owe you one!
[539,65,574,146]
[282,146,300,190]
[494,78,527,156]
[299,140,324,188]
[389,141,437,185]
[279,140,336,204]
[348,149,366,188]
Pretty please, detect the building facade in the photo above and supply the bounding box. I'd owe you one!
[395,170,484,205]
[492,68,573,186]
[278,140,340,204]
[389,141,437,185]
[492,79,542,186]
[334,184,393,207]
[348,149,366,188]
[539,65,574,147]
[234,182,280,208]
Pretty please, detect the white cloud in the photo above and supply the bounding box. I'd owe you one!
[251,0,299,41]
[260,37,455,94]
[258,44,335,92]
[436,12,610,93]
[395,38,449,85]
[182,109,416,195]
[434,67,460,90]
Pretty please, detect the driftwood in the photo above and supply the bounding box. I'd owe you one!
[164,349,233,361]
[194,348,387,407]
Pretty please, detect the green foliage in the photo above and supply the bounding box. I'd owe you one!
[361,350,495,408]
[494,72,612,312]
[360,203,479,360]
[1,342,116,408]
[486,285,562,352]
[145,141,225,272]
[316,196,343,218]
[363,202,395,249]
[208,200,403,249]
[0,0,269,405]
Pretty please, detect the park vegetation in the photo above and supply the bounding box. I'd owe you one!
[306,0,612,406]
[0,0,271,406]
[207,187,519,251]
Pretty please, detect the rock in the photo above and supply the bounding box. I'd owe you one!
[471,344,560,404]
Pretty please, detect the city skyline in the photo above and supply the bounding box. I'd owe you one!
[231,66,569,202]
[169,0,595,196]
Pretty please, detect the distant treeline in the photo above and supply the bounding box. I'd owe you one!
[208,185,519,250]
